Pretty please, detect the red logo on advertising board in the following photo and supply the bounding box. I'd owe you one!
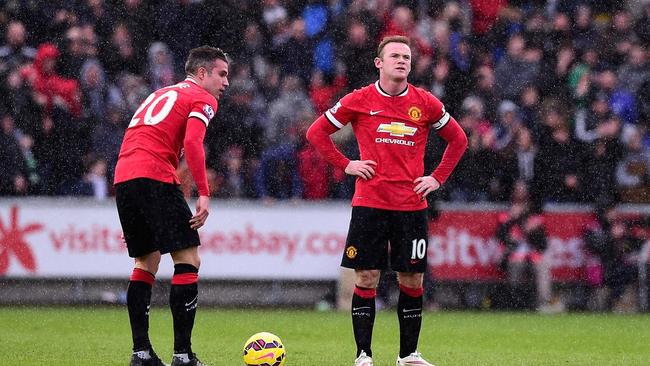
[0,206,43,274]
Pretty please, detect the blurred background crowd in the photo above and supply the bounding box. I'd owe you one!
[0,0,648,208]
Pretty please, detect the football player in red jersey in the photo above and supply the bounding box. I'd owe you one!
[114,46,229,366]
[307,36,467,366]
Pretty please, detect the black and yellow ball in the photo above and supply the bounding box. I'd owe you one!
[242,332,286,366]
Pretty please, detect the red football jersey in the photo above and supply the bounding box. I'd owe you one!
[325,82,449,211]
[114,78,217,185]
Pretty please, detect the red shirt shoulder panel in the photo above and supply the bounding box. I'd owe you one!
[324,86,368,128]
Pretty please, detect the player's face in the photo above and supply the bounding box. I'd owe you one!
[375,42,411,81]
[202,59,229,99]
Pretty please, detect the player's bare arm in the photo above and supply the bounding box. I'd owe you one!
[345,160,377,180]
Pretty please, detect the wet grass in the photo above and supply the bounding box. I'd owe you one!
[0,307,648,365]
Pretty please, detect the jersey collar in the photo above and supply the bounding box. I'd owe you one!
[375,81,409,97]
[185,77,199,85]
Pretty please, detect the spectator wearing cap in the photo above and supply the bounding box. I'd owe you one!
[616,126,650,203]
[494,100,522,151]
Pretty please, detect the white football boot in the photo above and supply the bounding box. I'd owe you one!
[396,351,435,366]
[354,351,374,366]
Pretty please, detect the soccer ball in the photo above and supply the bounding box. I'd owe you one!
[242,332,286,366]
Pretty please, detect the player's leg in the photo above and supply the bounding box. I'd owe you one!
[342,207,390,364]
[391,209,435,366]
[128,252,163,364]
[116,179,167,366]
[169,246,203,366]
[396,272,425,359]
[353,269,380,365]
[146,183,205,366]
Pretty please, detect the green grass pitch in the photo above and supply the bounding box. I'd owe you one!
[1,307,648,365]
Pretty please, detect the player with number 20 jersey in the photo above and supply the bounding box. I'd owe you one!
[114,77,217,192]
[115,46,228,366]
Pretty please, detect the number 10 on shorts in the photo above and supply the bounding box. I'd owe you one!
[411,239,426,260]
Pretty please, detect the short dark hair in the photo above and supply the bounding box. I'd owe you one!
[185,46,229,75]
[377,35,411,58]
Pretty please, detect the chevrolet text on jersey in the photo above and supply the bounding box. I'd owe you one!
[375,137,416,146]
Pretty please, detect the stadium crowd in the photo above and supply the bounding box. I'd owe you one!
[0,0,648,208]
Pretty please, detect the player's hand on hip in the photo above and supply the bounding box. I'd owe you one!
[414,176,440,200]
[190,195,210,230]
[345,160,377,180]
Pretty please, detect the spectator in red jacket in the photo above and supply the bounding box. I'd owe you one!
[469,0,508,35]
[20,43,81,118]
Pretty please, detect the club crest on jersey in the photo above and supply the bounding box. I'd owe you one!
[408,106,422,121]
[203,104,215,120]
[346,246,358,259]
[377,122,417,137]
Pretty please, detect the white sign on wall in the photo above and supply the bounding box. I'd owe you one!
[0,199,351,279]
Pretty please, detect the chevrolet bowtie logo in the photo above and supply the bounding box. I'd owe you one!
[377,122,417,137]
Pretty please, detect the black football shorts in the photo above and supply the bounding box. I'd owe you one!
[341,206,429,273]
[115,178,200,258]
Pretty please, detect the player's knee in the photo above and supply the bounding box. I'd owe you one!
[171,247,201,269]
[355,270,380,288]
[397,272,423,288]
[135,252,162,274]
